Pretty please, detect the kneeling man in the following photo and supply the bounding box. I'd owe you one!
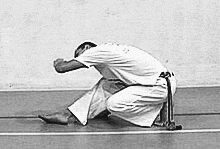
[39,42,176,127]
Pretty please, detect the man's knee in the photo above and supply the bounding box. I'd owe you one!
[106,97,119,112]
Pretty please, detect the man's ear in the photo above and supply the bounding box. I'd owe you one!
[84,45,91,50]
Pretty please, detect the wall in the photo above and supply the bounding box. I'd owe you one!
[0,0,220,90]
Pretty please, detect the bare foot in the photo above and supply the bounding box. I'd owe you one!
[38,109,72,125]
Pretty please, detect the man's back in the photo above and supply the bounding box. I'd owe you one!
[75,43,167,85]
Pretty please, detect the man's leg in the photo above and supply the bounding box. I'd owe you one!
[107,78,170,127]
[67,78,124,125]
[38,78,117,125]
[67,78,110,125]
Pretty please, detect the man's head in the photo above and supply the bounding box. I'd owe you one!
[74,42,97,58]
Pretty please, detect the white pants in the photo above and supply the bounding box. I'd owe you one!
[68,76,176,127]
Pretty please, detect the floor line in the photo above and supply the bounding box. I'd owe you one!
[0,129,220,136]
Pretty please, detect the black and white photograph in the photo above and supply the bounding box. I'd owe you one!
[0,0,220,148]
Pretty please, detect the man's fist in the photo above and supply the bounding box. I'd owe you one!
[53,58,66,73]
[53,58,64,67]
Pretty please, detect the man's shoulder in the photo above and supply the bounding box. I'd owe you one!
[92,43,146,55]
[90,43,119,51]
[96,43,137,50]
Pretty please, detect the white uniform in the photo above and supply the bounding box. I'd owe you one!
[68,43,176,127]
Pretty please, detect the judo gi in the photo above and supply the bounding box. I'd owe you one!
[68,43,176,127]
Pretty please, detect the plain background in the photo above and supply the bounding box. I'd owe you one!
[0,0,220,90]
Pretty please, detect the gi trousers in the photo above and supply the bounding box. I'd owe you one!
[68,76,176,127]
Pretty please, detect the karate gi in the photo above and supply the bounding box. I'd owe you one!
[68,43,176,127]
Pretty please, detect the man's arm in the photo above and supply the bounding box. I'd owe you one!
[54,59,88,73]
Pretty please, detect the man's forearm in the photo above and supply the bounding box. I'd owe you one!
[54,59,87,73]
[54,61,70,73]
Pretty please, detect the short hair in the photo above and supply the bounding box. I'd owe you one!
[74,42,97,58]
[77,42,97,50]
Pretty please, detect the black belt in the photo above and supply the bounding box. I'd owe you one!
[159,72,173,124]
[159,71,182,130]
[107,72,174,87]
[159,71,174,78]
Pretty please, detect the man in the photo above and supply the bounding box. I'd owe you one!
[38,42,176,127]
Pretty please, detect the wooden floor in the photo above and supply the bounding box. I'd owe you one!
[0,87,220,149]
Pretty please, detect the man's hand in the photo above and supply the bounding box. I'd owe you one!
[53,58,64,67]
[53,58,65,73]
